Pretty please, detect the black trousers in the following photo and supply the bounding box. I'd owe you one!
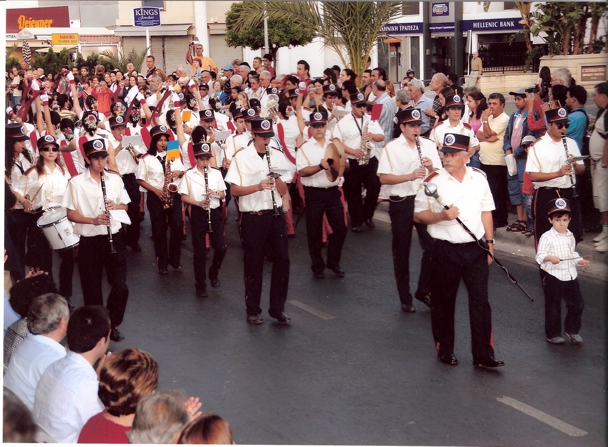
[533,187,582,248]
[303,186,347,274]
[78,232,128,328]
[122,174,141,247]
[480,163,509,227]
[541,271,584,339]
[9,209,28,275]
[147,192,183,270]
[190,206,226,291]
[430,240,495,362]
[388,196,433,305]
[241,212,289,316]
[343,157,381,227]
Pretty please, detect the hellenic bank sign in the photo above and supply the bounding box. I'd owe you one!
[133,7,161,27]
[462,18,523,32]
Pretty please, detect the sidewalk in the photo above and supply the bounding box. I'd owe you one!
[374,202,608,280]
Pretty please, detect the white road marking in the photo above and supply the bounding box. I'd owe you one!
[288,300,335,320]
[497,396,588,437]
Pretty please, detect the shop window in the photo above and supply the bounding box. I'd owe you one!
[402,2,419,15]
[142,0,164,10]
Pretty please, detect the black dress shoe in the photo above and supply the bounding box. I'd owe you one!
[110,327,124,342]
[438,353,458,365]
[247,314,263,324]
[196,287,208,298]
[130,244,142,252]
[352,226,362,233]
[364,218,375,229]
[327,266,345,277]
[269,311,291,325]
[313,272,325,279]
[210,277,220,288]
[473,357,505,368]
[401,303,416,313]
[415,292,432,308]
[159,268,169,275]
[170,263,182,270]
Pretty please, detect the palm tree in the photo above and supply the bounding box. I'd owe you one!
[228,1,402,82]
[99,47,149,73]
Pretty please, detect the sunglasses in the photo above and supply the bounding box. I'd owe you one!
[555,123,569,130]
[354,103,367,108]
[311,123,326,129]
[40,147,59,152]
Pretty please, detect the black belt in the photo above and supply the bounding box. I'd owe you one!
[436,239,478,246]
[122,173,136,178]
[247,209,281,215]
[304,185,337,190]
[389,195,415,201]
[540,186,574,191]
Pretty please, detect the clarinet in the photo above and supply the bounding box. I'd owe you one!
[203,167,213,233]
[264,144,281,217]
[561,136,578,197]
[99,171,116,254]
[414,135,424,168]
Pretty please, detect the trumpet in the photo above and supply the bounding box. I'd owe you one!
[264,94,280,123]
[126,143,142,164]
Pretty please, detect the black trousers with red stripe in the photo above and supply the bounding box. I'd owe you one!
[430,239,495,362]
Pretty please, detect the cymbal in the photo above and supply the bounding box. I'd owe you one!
[324,143,343,182]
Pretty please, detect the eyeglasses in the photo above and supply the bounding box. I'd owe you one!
[310,123,326,129]
[40,147,59,152]
[555,123,569,130]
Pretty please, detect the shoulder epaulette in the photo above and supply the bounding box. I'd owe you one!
[424,171,440,183]
[436,120,445,126]
[471,167,487,178]
[233,147,246,157]
[24,166,37,176]
[463,122,472,130]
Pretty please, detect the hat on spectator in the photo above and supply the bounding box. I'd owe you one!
[6,123,30,141]
[440,133,470,153]
[544,107,569,124]
[508,87,527,96]
[222,64,234,72]
[199,83,209,90]
[521,135,536,147]
[250,117,275,137]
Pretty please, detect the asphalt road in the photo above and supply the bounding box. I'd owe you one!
[61,202,606,446]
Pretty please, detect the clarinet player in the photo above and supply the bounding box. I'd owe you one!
[62,139,130,342]
[179,142,227,298]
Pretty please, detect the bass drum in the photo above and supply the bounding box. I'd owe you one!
[37,207,80,250]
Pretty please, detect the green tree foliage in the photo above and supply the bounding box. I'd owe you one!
[228,1,402,83]
[6,44,21,71]
[99,47,149,73]
[30,48,74,76]
[225,2,316,66]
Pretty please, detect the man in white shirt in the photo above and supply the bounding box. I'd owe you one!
[33,305,112,443]
[5,294,69,410]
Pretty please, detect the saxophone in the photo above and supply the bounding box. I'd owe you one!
[358,119,374,166]
[162,158,179,210]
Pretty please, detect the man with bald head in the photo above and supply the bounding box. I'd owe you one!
[425,73,448,128]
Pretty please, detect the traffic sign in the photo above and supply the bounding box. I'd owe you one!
[133,7,161,27]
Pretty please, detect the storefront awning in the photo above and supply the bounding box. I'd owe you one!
[113,24,193,37]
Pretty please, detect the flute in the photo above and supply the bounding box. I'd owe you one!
[203,167,213,233]
[100,171,116,254]
[264,144,281,217]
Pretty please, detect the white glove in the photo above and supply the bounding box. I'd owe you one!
[40,93,49,105]
[6,107,14,116]
[30,80,40,91]
[298,81,306,90]
[188,79,196,90]
[67,72,74,82]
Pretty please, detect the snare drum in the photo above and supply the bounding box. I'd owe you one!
[37,207,80,250]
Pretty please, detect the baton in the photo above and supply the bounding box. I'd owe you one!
[423,182,534,302]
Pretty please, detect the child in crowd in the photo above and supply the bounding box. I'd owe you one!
[536,198,590,344]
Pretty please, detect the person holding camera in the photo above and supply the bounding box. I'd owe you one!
[186,39,218,76]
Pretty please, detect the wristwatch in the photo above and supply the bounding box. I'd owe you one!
[482,120,488,124]
[486,239,495,245]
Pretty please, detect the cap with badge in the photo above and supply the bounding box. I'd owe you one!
[193,142,213,158]
[37,134,59,151]
[109,116,127,129]
[266,87,279,95]
[398,108,423,125]
[285,88,299,99]
[200,109,216,122]
[440,133,470,153]
[7,123,30,141]
[232,107,245,120]
[322,84,338,96]
[350,92,367,106]
[83,139,108,158]
[544,107,569,124]
[547,197,571,216]
[250,117,275,138]
[243,107,260,121]
[309,110,328,125]
[444,94,464,109]
[150,125,171,139]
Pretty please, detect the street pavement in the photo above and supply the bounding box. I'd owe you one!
[62,202,606,446]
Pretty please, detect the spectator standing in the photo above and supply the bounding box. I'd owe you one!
[407,78,433,137]
[589,82,608,251]
[469,51,483,87]
[186,39,218,75]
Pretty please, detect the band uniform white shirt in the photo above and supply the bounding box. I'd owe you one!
[414,167,495,243]
[378,135,442,197]
[109,134,138,175]
[332,113,383,160]
[19,164,71,211]
[297,137,340,188]
[136,152,186,191]
[179,166,226,210]
[9,153,34,209]
[62,169,130,237]
[223,133,250,164]
[525,133,583,188]
[224,143,293,212]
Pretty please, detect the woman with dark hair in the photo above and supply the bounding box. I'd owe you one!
[323,67,337,84]
[435,86,455,125]
[339,68,357,85]
[78,348,159,444]
[464,90,487,168]
[136,125,185,275]
[18,135,75,302]
[178,414,234,444]
[538,66,551,102]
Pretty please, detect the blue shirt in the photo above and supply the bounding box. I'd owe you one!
[566,107,588,152]
[413,94,434,135]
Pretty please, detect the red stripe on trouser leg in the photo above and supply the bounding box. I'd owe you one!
[182,203,187,235]
[285,201,295,235]
[436,342,440,352]
[490,329,495,348]
[339,187,347,227]
[533,188,540,251]
[139,192,145,214]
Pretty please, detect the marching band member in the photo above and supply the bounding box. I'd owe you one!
[225,117,292,325]
[296,110,347,278]
[179,142,227,297]
[378,108,441,312]
[62,138,130,342]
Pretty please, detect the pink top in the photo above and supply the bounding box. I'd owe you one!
[77,410,130,444]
